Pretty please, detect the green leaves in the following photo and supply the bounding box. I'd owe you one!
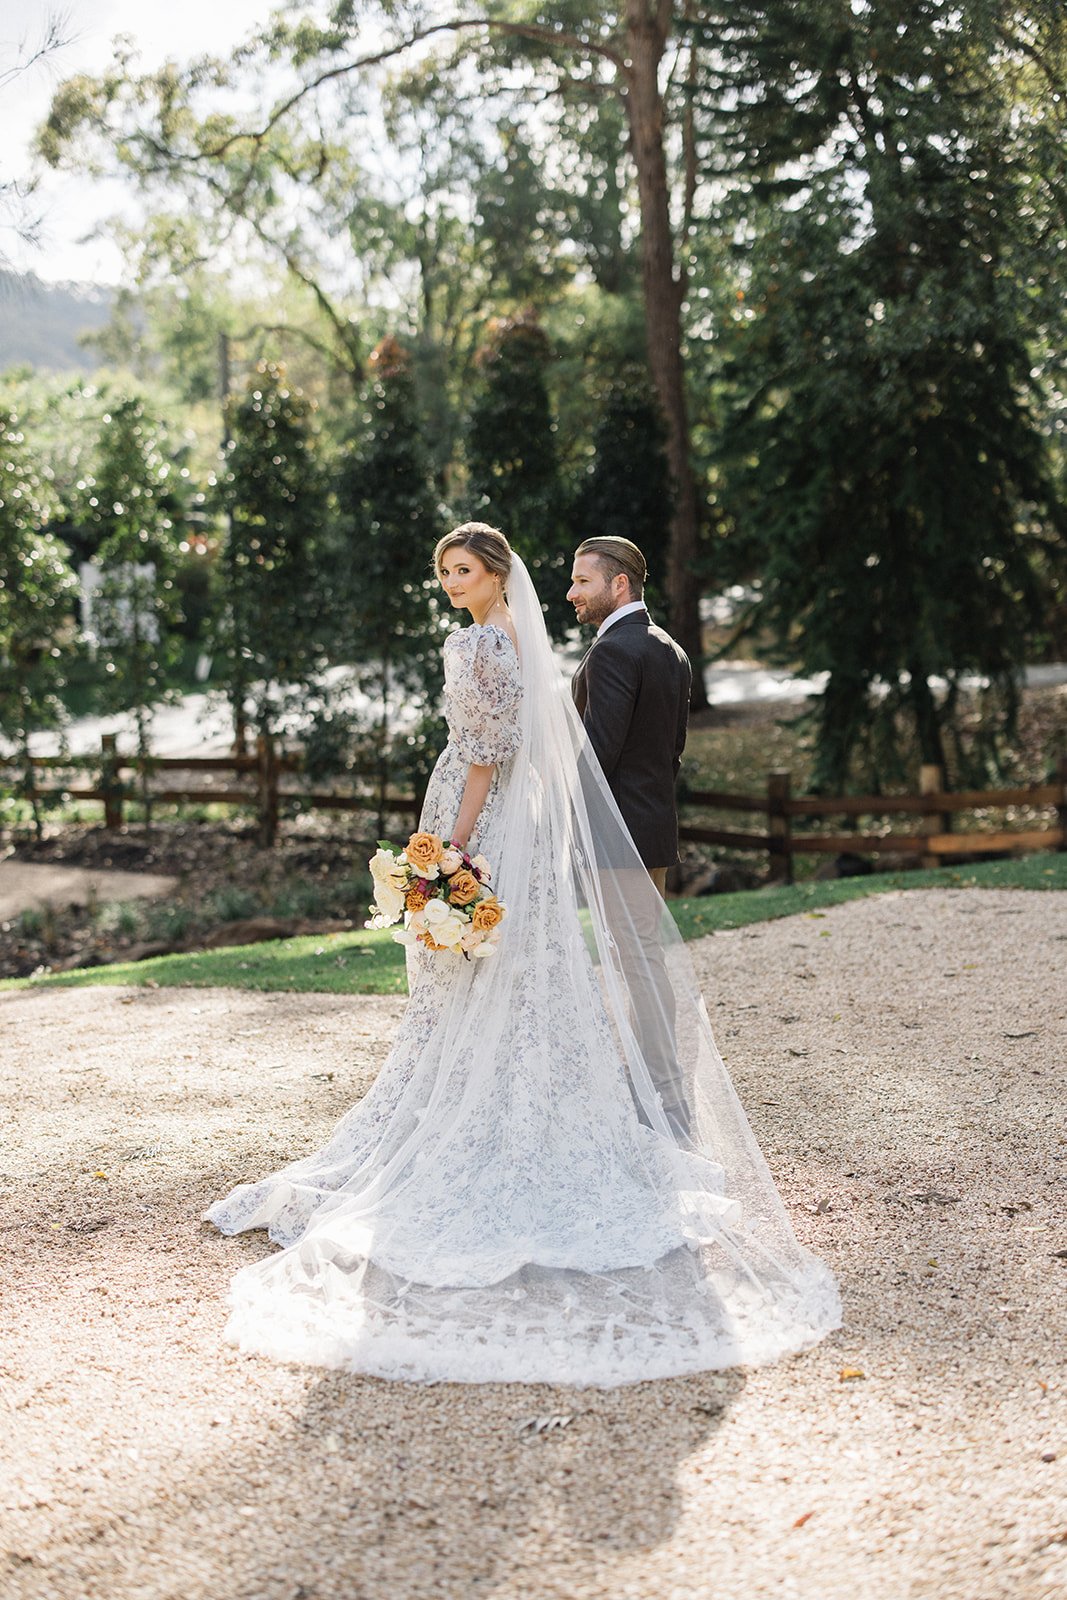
[216,360,329,741]
[698,0,1066,790]
[0,410,79,834]
[466,311,572,638]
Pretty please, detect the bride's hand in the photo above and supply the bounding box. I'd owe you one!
[451,763,494,855]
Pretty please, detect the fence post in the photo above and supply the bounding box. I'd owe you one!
[256,734,279,847]
[100,734,123,831]
[919,763,947,868]
[767,769,793,884]
[1057,755,1067,852]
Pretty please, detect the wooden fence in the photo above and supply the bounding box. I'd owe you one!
[3,739,1065,874]
[0,734,421,846]
[679,758,1067,881]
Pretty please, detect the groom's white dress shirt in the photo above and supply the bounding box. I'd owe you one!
[597,600,647,638]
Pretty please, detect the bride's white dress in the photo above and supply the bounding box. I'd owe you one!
[205,564,840,1385]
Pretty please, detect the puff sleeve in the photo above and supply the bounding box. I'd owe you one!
[443,625,523,766]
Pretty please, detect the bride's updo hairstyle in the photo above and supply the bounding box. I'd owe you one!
[434,523,513,588]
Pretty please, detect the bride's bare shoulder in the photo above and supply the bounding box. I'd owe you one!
[496,619,520,657]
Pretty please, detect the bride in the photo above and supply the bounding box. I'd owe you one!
[204,524,841,1385]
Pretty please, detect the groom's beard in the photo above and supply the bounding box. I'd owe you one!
[574,589,618,629]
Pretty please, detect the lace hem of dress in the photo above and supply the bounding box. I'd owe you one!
[217,1249,841,1386]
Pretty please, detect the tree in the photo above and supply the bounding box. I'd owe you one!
[575,369,671,607]
[0,12,71,267]
[334,335,447,823]
[37,2,713,703]
[466,311,572,636]
[0,410,78,837]
[216,360,329,748]
[74,397,186,826]
[694,0,1067,789]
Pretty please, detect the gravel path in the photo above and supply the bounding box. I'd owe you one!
[0,862,178,922]
[2,888,1065,1600]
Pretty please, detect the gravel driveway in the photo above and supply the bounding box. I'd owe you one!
[2,888,1065,1600]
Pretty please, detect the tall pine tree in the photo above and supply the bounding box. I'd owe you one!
[335,335,447,810]
[0,410,78,837]
[74,397,185,825]
[217,361,328,746]
[693,0,1066,789]
[576,371,672,611]
[466,311,572,637]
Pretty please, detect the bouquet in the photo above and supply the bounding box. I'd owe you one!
[366,832,506,959]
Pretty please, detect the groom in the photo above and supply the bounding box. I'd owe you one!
[568,537,692,890]
[568,537,693,1137]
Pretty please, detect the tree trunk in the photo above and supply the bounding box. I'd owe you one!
[17,702,43,843]
[623,0,707,708]
[135,697,153,837]
[908,662,948,772]
[377,647,391,841]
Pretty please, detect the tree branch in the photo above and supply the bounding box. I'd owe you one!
[993,21,1065,95]
[229,320,346,370]
[186,17,626,164]
[680,1,699,246]
[0,12,70,91]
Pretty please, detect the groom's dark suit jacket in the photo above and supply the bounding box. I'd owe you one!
[572,608,692,868]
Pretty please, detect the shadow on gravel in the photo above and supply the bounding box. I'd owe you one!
[114,1366,742,1600]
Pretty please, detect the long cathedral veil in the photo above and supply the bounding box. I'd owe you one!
[496,554,840,1291]
[210,553,840,1384]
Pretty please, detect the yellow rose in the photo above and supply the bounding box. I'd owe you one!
[405,887,429,913]
[405,832,445,874]
[471,897,505,934]
[447,869,481,907]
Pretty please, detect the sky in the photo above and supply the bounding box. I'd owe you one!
[1,0,272,284]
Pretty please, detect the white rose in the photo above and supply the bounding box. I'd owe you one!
[420,899,465,949]
[471,854,492,884]
[439,846,464,876]
[369,848,409,923]
[372,882,404,922]
[370,848,408,890]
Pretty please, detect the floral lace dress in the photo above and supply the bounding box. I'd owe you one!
[204,623,524,1242]
[203,620,840,1384]
[418,624,522,866]
[403,624,522,982]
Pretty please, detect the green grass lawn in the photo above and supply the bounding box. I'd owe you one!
[3,852,1063,999]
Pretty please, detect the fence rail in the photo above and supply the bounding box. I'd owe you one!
[0,735,421,846]
[3,741,1065,874]
[679,758,1067,880]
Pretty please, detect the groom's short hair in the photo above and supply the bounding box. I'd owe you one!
[575,537,647,599]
